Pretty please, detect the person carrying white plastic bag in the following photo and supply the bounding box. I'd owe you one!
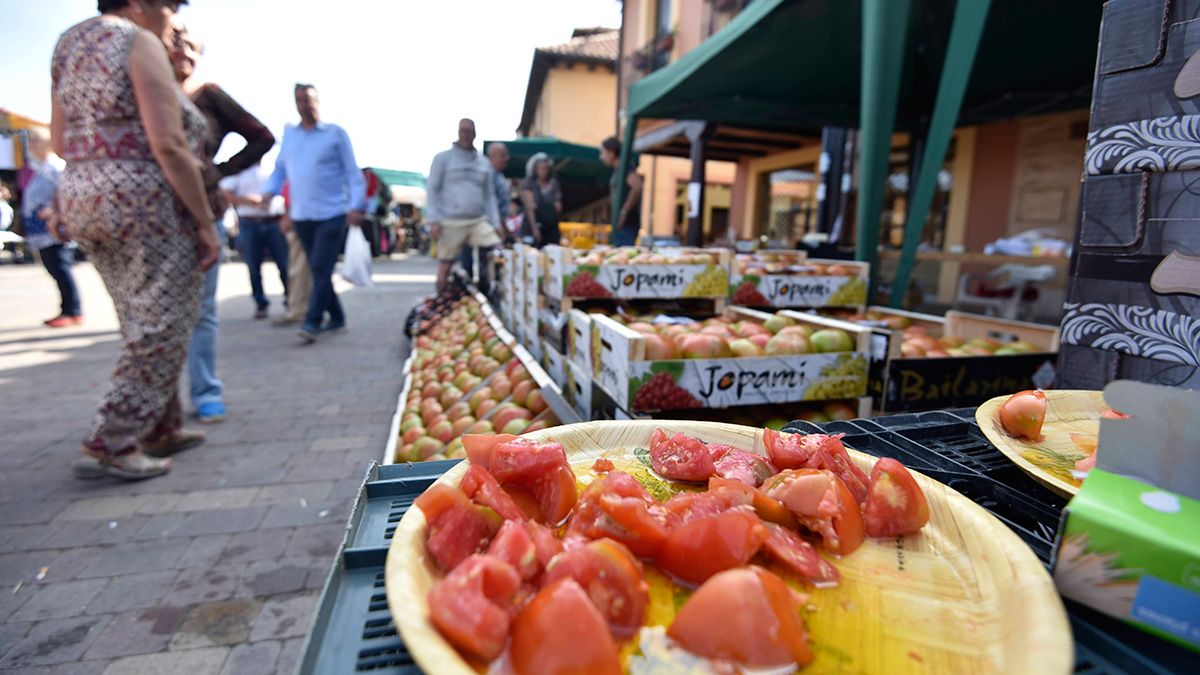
[339,225,373,287]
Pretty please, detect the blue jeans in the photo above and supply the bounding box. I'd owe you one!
[188,222,226,408]
[294,215,347,330]
[612,225,640,247]
[39,244,81,317]
[459,245,494,294]
[239,217,289,308]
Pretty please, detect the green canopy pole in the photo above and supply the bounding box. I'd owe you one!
[613,114,638,234]
[890,0,992,308]
[855,0,911,297]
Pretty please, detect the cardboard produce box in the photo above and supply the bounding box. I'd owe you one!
[564,358,593,422]
[567,308,593,373]
[1051,381,1200,652]
[590,308,870,412]
[543,244,732,300]
[730,251,869,308]
[542,340,566,388]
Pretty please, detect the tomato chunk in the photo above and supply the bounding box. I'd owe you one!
[649,428,715,482]
[707,444,776,487]
[708,476,798,530]
[490,439,570,485]
[531,464,578,526]
[591,458,615,472]
[413,483,467,522]
[759,522,839,585]
[543,538,648,639]
[462,433,517,469]
[487,520,539,581]
[428,555,521,662]
[863,458,930,538]
[763,429,869,504]
[657,509,767,586]
[762,469,864,556]
[461,465,525,521]
[999,390,1047,441]
[668,566,813,669]
[663,483,751,525]
[524,520,562,569]
[511,579,622,675]
[568,471,671,558]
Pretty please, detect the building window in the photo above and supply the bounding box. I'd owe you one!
[759,165,818,245]
[878,144,955,250]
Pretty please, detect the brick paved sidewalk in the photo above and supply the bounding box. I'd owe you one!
[0,255,436,674]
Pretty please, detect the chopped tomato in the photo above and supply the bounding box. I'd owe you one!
[511,579,622,675]
[428,554,521,662]
[462,433,517,469]
[426,501,503,571]
[657,508,767,586]
[591,458,615,472]
[999,390,1047,441]
[413,483,468,522]
[487,520,539,581]
[543,538,648,639]
[649,428,715,482]
[762,469,864,555]
[1075,454,1096,472]
[531,464,578,526]
[663,484,750,525]
[708,444,777,487]
[863,458,929,538]
[460,465,525,521]
[668,566,813,668]
[490,439,570,485]
[1101,409,1129,420]
[763,429,868,503]
[708,477,798,530]
[759,522,839,585]
[502,484,543,521]
[568,471,672,558]
[524,520,562,569]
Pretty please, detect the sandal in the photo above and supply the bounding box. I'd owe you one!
[143,429,206,458]
[74,449,171,480]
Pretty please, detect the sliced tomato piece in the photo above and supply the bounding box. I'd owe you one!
[762,469,864,556]
[759,522,839,585]
[1101,409,1129,420]
[462,433,517,469]
[591,458,615,472]
[511,579,622,675]
[543,538,648,639]
[1075,454,1096,472]
[707,476,798,530]
[863,458,930,538]
[427,502,503,572]
[649,428,716,482]
[502,484,543,521]
[428,554,521,662]
[656,508,767,586]
[668,566,813,669]
[414,483,469,522]
[487,520,539,581]
[663,479,753,526]
[461,465,525,521]
[764,430,869,503]
[567,471,672,558]
[708,444,777,487]
[531,464,578,526]
[763,428,812,469]
[490,438,570,485]
[524,520,563,569]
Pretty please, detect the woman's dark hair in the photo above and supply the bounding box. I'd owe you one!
[99,0,189,13]
[601,136,621,155]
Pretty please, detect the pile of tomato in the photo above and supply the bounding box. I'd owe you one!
[415,428,931,673]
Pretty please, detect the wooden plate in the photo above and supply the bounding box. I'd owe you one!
[385,420,1072,674]
[976,390,1107,497]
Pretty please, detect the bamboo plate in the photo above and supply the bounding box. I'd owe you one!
[385,420,1072,674]
[976,390,1108,497]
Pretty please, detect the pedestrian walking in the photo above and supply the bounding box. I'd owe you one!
[521,155,562,249]
[221,162,289,319]
[427,118,502,293]
[272,181,313,327]
[54,0,219,480]
[600,136,644,247]
[262,84,367,344]
[21,128,82,327]
[168,17,274,423]
[459,141,509,294]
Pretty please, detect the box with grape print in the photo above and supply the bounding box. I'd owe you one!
[729,252,869,308]
[542,245,732,300]
[590,309,871,412]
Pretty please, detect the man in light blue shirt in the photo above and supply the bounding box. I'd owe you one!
[263,83,367,343]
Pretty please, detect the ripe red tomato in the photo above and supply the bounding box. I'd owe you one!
[649,428,716,482]
[427,554,521,662]
[708,476,798,530]
[763,429,868,503]
[657,509,767,586]
[426,501,503,572]
[567,471,671,558]
[524,520,562,569]
[863,458,930,538]
[490,439,570,485]
[510,579,622,675]
[999,390,1047,441]
[759,522,839,585]
[707,443,777,487]
[528,464,577,527]
[462,433,517,469]
[487,520,539,581]
[414,483,467,522]
[591,458,615,472]
[543,538,648,639]
[668,566,813,668]
[762,469,864,556]
[663,483,750,525]
[461,465,525,521]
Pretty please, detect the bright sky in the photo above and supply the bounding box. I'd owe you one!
[0,0,620,173]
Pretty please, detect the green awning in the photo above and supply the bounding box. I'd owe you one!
[365,167,426,189]
[483,137,613,213]
[628,0,1102,133]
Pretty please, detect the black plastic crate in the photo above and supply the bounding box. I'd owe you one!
[298,415,1196,674]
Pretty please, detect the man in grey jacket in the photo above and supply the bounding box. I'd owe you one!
[427,119,502,292]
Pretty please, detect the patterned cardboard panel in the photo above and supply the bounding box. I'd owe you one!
[1057,343,1200,390]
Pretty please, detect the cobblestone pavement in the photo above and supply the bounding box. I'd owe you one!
[0,252,436,674]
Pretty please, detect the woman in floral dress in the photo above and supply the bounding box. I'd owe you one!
[52,0,218,479]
